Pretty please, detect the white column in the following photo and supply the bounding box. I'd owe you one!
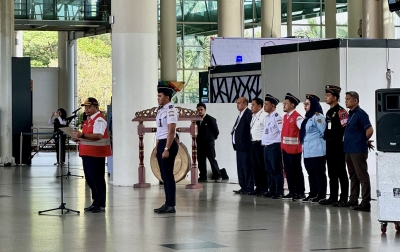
[66,32,77,115]
[287,0,292,37]
[112,0,158,186]
[362,0,382,38]
[325,0,336,38]
[58,32,67,110]
[218,0,243,37]
[0,1,14,162]
[261,0,281,38]
[160,0,177,81]
[14,31,23,57]
[348,0,363,38]
[382,0,395,39]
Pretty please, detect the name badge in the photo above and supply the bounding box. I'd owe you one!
[328,122,332,130]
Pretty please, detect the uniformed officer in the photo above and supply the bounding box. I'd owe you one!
[261,94,284,199]
[281,93,305,201]
[319,85,349,206]
[153,84,179,214]
[300,94,327,203]
[249,98,269,196]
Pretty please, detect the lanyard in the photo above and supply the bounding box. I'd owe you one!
[251,110,262,129]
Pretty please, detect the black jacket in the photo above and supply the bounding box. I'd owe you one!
[233,108,252,152]
[196,114,219,145]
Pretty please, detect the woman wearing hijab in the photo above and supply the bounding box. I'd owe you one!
[49,108,67,165]
[300,94,327,203]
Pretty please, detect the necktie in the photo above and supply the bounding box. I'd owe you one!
[231,114,240,135]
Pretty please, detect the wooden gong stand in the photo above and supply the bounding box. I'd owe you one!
[132,106,203,189]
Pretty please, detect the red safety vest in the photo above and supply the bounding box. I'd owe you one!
[79,113,112,157]
[281,110,302,154]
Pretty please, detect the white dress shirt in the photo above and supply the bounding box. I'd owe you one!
[48,116,66,125]
[232,109,246,144]
[250,110,267,141]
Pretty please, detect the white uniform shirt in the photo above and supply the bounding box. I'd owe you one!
[262,110,283,145]
[156,102,178,140]
[250,110,267,141]
[286,110,303,129]
[87,111,107,135]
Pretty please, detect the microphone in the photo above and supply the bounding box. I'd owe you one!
[72,107,81,114]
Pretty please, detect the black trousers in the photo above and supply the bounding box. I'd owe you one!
[282,151,305,195]
[197,142,221,180]
[157,139,179,207]
[251,141,268,193]
[304,156,327,199]
[326,141,348,202]
[264,143,284,195]
[82,156,106,208]
[236,150,254,192]
[55,134,66,163]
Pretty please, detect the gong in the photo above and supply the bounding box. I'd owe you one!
[150,142,191,183]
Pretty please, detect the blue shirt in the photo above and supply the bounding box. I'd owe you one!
[343,106,372,154]
[303,113,326,158]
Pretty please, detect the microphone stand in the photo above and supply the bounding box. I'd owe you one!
[39,130,80,215]
[57,113,84,179]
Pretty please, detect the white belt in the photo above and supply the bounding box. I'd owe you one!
[80,138,110,146]
[282,137,299,145]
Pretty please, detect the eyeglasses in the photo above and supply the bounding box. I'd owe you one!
[303,102,310,106]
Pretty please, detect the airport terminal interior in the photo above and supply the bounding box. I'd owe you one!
[2,0,400,251]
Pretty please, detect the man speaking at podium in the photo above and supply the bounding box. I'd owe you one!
[73,97,112,213]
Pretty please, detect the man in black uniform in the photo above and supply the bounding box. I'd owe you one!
[319,85,349,206]
[196,103,222,182]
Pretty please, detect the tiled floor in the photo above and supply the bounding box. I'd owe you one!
[0,152,399,252]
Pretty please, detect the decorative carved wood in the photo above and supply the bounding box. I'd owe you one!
[132,106,203,189]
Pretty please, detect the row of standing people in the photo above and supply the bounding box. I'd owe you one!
[229,85,374,212]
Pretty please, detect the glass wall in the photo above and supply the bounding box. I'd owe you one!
[158,0,349,103]
[14,0,110,21]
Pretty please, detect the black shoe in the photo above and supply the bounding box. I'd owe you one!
[247,191,257,195]
[332,200,349,207]
[157,206,176,214]
[351,204,371,212]
[92,207,105,213]
[262,192,274,198]
[311,197,324,204]
[84,205,95,211]
[292,194,306,201]
[233,189,245,194]
[154,204,167,213]
[319,198,335,205]
[272,194,283,199]
[198,178,207,183]
[282,193,294,199]
[342,201,359,207]
[302,195,316,203]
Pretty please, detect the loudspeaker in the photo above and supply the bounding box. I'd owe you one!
[376,89,400,152]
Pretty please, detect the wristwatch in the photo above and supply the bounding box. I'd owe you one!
[164,147,169,151]
[81,133,85,139]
